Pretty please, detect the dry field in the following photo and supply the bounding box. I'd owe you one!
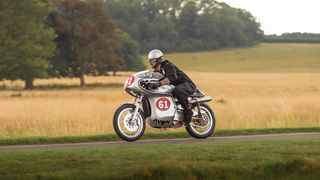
[0,72,319,137]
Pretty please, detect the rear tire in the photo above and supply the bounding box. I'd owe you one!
[185,103,215,139]
[113,104,146,141]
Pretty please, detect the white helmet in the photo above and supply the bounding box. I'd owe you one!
[148,49,164,68]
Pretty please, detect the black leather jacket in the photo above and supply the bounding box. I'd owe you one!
[155,60,196,88]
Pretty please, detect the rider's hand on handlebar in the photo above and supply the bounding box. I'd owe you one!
[140,80,161,90]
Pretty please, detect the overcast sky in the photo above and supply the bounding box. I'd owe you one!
[218,0,320,35]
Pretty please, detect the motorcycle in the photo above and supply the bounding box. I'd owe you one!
[113,70,215,141]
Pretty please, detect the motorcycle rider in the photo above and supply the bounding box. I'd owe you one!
[148,49,196,124]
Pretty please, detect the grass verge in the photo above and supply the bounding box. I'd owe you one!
[0,139,319,179]
[0,127,319,145]
[166,43,320,73]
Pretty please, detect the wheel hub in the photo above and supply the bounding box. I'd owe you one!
[193,117,205,126]
[123,114,139,131]
[192,112,209,127]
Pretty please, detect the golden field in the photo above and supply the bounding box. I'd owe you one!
[0,72,319,137]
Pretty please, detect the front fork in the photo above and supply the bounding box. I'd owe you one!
[192,98,202,118]
[196,101,203,118]
[130,95,144,124]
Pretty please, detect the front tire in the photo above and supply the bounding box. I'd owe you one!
[185,103,215,139]
[113,104,146,141]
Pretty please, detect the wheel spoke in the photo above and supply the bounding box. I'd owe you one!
[189,106,214,136]
[117,108,143,138]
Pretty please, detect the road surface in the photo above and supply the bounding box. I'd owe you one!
[0,132,319,152]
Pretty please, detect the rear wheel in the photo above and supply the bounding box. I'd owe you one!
[113,104,145,141]
[185,103,215,138]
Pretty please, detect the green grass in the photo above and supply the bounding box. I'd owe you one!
[0,139,319,179]
[159,43,320,72]
[0,127,319,145]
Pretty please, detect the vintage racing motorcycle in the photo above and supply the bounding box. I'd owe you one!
[113,70,215,141]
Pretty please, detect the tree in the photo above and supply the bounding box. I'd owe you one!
[0,0,55,89]
[50,0,119,86]
[140,14,180,52]
[195,12,220,50]
[236,9,264,45]
[115,29,145,72]
[105,0,145,43]
[177,1,198,40]
[105,0,264,53]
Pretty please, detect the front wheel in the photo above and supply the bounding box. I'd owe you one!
[185,103,215,139]
[113,104,146,141]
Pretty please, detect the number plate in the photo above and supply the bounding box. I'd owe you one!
[156,98,171,111]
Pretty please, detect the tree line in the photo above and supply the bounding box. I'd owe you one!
[0,0,264,89]
[264,33,320,43]
[105,0,264,53]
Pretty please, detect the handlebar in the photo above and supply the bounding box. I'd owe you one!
[140,80,161,90]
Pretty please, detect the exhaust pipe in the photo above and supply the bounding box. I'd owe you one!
[189,96,212,104]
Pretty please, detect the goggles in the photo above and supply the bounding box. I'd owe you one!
[148,58,157,64]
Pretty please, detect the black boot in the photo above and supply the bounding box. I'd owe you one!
[183,110,193,124]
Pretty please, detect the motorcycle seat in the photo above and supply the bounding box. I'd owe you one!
[189,89,204,98]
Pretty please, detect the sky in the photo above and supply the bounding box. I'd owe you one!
[218,0,320,35]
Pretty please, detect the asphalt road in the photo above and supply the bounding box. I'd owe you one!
[0,132,319,152]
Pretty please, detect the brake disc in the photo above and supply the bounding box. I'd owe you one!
[123,113,139,131]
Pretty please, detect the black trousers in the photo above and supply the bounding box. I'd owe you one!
[172,82,196,112]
